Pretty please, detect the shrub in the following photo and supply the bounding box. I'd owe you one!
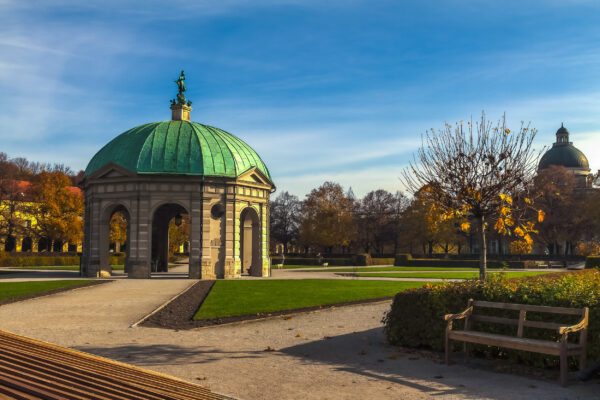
[585,257,600,269]
[270,257,353,266]
[0,251,8,266]
[354,253,372,266]
[394,257,524,269]
[578,241,600,257]
[0,254,125,267]
[109,255,125,265]
[372,258,395,265]
[394,253,412,264]
[383,270,600,369]
[0,255,80,267]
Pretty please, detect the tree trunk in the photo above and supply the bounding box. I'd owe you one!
[428,241,433,257]
[479,216,487,281]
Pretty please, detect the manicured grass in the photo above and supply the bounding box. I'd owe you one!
[0,280,96,302]
[278,265,328,269]
[306,266,485,272]
[194,279,431,320]
[354,271,551,279]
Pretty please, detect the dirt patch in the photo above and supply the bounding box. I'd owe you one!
[141,280,394,330]
[0,280,112,306]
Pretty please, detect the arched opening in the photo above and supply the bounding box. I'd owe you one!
[38,237,51,252]
[99,205,131,275]
[21,237,32,252]
[151,203,189,277]
[240,207,261,276]
[4,236,16,252]
[52,240,63,253]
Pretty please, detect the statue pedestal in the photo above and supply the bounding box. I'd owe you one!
[170,104,192,121]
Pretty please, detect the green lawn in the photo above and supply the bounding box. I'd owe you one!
[277,265,327,269]
[354,271,550,279]
[194,279,431,320]
[307,266,485,272]
[0,280,96,302]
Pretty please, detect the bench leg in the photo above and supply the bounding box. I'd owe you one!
[560,349,568,387]
[445,331,451,365]
[579,352,586,371]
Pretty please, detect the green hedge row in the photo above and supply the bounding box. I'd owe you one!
[271,257,353,266]
[586,257,600,269]
[0,253,125,267]
[383,270,600,369]
[394,254,526,269]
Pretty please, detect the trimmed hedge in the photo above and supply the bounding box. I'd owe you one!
[353,253,372,266]
[271,257,353,266]
[383,270,600,369]
[372,258,395,265]
[585,256,600,269]
[394,256,524,269]
[0,253,125,267]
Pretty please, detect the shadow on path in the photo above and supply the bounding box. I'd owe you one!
[76,343,264,366]
[277,327,591,399]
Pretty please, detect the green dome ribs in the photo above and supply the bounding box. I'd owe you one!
[84,121,272,181]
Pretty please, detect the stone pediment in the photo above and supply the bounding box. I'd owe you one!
[237,167,274,187]
[86,163,137,181]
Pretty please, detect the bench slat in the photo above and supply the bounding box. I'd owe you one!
[473,300,584,315]
[448,331,583,356]
[471,315,566,330]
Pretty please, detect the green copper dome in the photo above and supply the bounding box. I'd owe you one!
[84,121,271,179]
[538,125,589,171]
[538,144,590,170]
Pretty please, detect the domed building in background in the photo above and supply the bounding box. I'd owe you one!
[537,124,592,188]
[80,72,275,279]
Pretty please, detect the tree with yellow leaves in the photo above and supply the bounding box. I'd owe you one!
[109,211,128,252]
[25,171,83,249]
[403,113,540,280]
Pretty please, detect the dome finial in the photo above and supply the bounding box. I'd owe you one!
[170,71,192,121]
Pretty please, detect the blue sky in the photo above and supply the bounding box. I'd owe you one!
[1,1,600,197]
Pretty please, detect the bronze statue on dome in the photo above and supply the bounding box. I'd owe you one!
[173,70,188,105]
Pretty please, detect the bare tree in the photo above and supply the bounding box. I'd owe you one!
[356,189,396,254]
[403,113,539,279]
[270,191,302,254]
[299,182,356,254]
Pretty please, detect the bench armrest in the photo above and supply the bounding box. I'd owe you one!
[444,306,473,322]
[558,308,589,340]
[558,320,587,336]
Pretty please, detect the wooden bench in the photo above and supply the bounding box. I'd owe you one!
[444,299,589,386]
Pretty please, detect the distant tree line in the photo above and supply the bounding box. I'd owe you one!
[270,166,600,258]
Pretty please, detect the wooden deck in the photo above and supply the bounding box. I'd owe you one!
[0,330,234,400]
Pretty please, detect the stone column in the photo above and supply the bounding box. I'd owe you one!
[189,192,202,279]
[200,195,216,280]
[129,196,151,279]
[86,198,102,277]
[223,189,237,279]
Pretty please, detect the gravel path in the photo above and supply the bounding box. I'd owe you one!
[0,278,597,399]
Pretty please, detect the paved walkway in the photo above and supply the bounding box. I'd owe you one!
[0,278,597,399]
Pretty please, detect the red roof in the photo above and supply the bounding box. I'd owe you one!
[0,180,83,200]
